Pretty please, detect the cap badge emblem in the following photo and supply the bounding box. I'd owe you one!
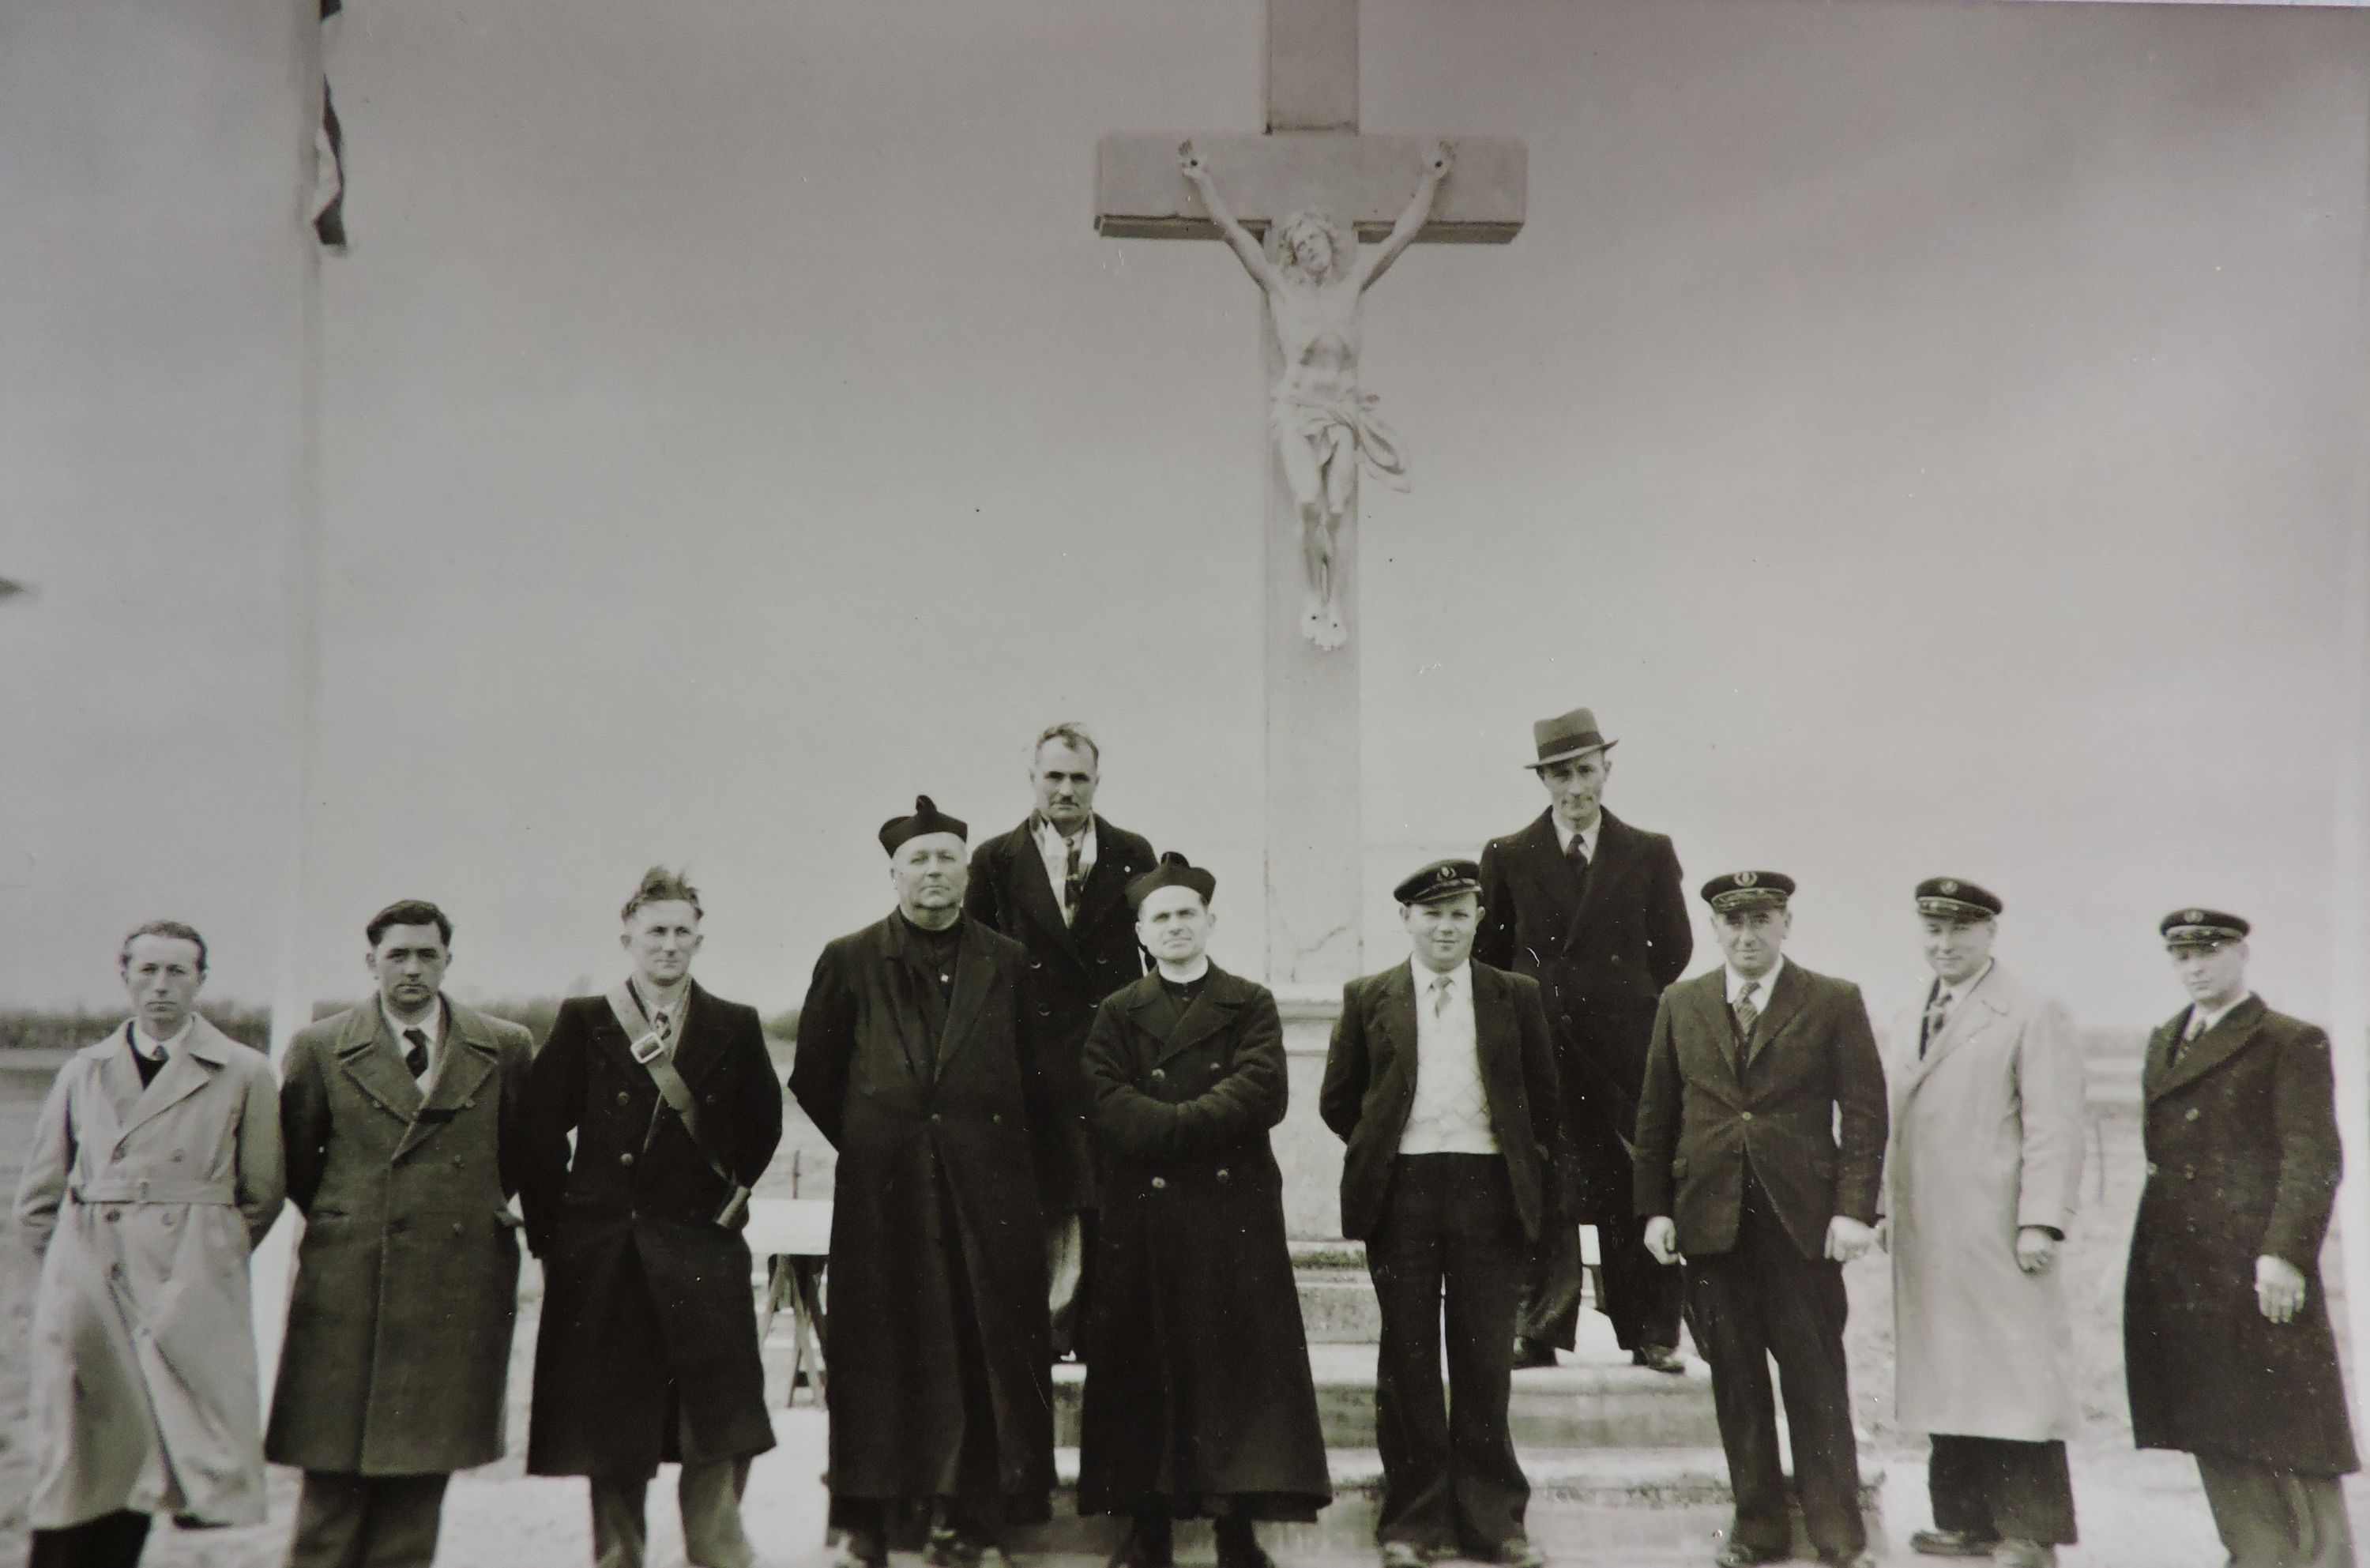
[1736,871,1757,887]
[2184,909,2204,923]
[1939,880,1958,895]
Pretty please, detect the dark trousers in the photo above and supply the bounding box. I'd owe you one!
[1518,1209,1685,1352]
[1683,1168,1865,1559]
[1928,1435,2076,1546]
[288,1473,451,1568]
[2195,1454,2356,1568]
[1366,1152,1531,1555]
[26,1513,150,1568]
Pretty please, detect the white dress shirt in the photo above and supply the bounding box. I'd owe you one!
[1033,815,1099,926]
[1552,812,1601,865]
[1921,959,1992,1044]
[130,1016,194,1065]
[1725,957,1786,1011]
[2186,991,2255,1040]
[1398,961,1500,1156]
[382,996,445,1090]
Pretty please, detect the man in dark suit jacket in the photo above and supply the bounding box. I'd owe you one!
[1320,859,1563,1568]
[269,899,534,1568]
[1476,706,1692,1371]
[964,722,1157,1356]
[1634,872,1887,1568]
[518,868,783,1568]
[792,797,1077,1568]
[2125,910,2356,1568]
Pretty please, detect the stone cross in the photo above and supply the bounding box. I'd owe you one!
[1096,0,1525,989]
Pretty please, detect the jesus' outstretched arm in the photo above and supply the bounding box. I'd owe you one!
[1353,139,1452,292]
[1179,139,1281,294]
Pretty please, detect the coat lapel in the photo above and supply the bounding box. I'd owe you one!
[1152,965,1247,1066]
[1471,965,1522,1127]
[336,1004,427,1122]
[115,1019,231,1143]
[2153,994,2267,1099]
[875,916,935,1082]
[1561,810,1637,954]
[1008,825,1084,963]
[1905,964,2007,1091]
[394,1000,502,1157]
[931,919,997,1075]
[1743,961,1806,1068]
[1508,813,1578,957]
[2140,1013,2182,1102]
[1067,818,1137,949]
[1681,972,1744,1087]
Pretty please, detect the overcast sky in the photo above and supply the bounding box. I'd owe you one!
[5,0,2367,1028]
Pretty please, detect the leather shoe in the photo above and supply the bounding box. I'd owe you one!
[1510,1337,1558,1369]
[1212,1519,1269,1568]
[1992,1544,2056,1568]
[1818,1554,1876,1567]
[1909,1529,1996,1558]
[1111,1518,1176,1568]
[1488,1540,1547,1568]
[1712,1545,1788,1566]
[1631,1344,1687,1374]
[1380,1544,1431,1568]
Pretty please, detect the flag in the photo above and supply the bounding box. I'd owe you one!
[312,0,347,250]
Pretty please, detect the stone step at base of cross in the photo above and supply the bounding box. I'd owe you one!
[1006,1448,1885,1565]
[1051,1342,1722,1452]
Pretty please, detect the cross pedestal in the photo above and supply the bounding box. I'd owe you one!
[1096,0,1525,1235]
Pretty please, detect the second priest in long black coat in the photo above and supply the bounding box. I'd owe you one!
[1078,854,1329,1568]
[790,797,1076,1568]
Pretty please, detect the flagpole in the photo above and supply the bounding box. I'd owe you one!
[254,0,329,1409]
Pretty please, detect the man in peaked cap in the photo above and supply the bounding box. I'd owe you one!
[1633,872,1887,1567]
[1882,882,2085,1568]
[1320,859,1565,1568]
[964,722,1157,1360]
[1076,853,1330,1568]
[2124,910,2357,1568]
[790,797,1077,1568]
[1476,706,1693,1373]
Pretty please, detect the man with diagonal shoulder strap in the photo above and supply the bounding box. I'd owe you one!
[269,900,535,1568]
[518,868,782,1568]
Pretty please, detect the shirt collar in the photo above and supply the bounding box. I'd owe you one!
[2191,991,2255,1036]
[130,1016,194,1059]
[1934,960,1993,1007]
[1157,956,1212,984]
[1726,958,1784,1004]
[382,995,443,1047]
[1551,810,1601,859]
[1416,959,1473,997]
[1033,813,1096,852]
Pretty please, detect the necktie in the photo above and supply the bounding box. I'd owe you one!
[1064,837,1085,921]
[1431,974,1453,1018]
[1566,832,1590,886]
[402,1027,430,1079]
[653,1008,675,1053]
[1920,983,1951,1058]
[1732,980,1761,1047]
[2174,1008,2207,1062]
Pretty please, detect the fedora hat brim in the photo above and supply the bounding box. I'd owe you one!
[1524,737,1617,770]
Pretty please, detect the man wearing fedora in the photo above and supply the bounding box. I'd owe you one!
[1477,707,1692,1373]
[2124,910,2356,1568]
[1634,872,1887,1568]
[1883,881,2086,1568]
[1321,860,1565,1568]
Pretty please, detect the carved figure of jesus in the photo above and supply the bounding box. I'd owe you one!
[1180,137,1452,650]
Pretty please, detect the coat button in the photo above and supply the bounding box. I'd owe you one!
[105,1210,119,1223]
[391,1218,408,1233]
[462,1099,476,1108]
[1150,1177,1167,1190]
[171,1151,185,1163]
[1217,1170,1232,1186]
[620,1152,635,1168]
[618,1092,630,1106]
[2183,1165,2196,1180]
[931,1113,943,1123]
[453,1156,465,1168]
[1740,1111,1754,1122]
[451,1222,465,1235]
[1150,1069,1165,1083]
[2146,1162,2159,1176]
[991,1114,1002,1126]
[2185,1107,2201,1122]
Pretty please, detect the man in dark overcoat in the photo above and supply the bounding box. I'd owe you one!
[518,868,783,1568]
[1634,872,1887,1568]
[2124,909,2357,1568]
[1320,859,1565,1568]
[1077,853,1329,1568]
[1475,706,1692,1371]
[965,722,1157,1357]
[791,796,1075,1568]
[268,900,535,1568]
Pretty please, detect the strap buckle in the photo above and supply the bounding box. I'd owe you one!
[629,1031,667,1066]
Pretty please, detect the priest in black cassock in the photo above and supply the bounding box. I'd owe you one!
[1078,853,1330,1568]
[790,796,1076,1568]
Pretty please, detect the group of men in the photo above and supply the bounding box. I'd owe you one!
[9,710,2359,1568]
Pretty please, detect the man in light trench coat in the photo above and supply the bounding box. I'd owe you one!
[267,900,536,1568]
[1883,881,2085,1568]
[13,921,287,1568]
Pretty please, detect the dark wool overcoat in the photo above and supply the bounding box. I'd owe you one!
[1319,961,1567,1245]
[267,998,534,1476]
[1075,967,1330,1518]
[965,814,1157,1208]
[788,914,1074,1513]
[1631,962,1888,1259]
[517,983,783,1478]
[1475,808,1691,1220]
[2124,995,2358,1474]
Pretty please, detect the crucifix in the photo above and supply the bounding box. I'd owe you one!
[1096,0,1526,987]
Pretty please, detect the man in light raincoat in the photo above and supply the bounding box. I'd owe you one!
[13,920,287,1568]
